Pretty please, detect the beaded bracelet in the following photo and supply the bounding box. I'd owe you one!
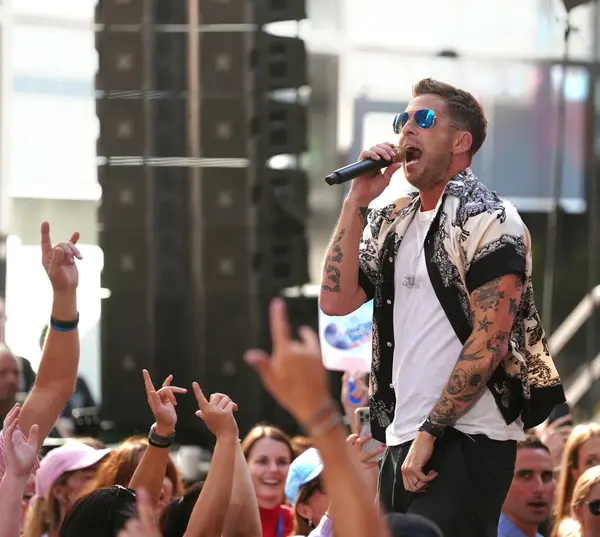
[306,411,344,439]
[302,399,339,430]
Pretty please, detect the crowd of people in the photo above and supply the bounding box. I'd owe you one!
[0,228,598,537]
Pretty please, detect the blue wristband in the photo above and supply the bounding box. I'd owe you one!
[50,312,79,332]
[51,325,77,332]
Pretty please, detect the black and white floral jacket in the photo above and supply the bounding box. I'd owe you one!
[358,167,565,443]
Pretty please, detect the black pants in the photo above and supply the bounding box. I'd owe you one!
[378,427,516,537]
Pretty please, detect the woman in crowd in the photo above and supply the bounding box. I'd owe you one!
[87,436,182,510]
[286,448,329,536]
[553,423,600,537]
[570,465,600,537]
[23,441,110,537]
[242,424,296,537]
[84,368,186,513]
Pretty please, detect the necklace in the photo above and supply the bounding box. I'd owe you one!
[402,211,434,288]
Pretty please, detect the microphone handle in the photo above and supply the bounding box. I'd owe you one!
[325,158,388,186]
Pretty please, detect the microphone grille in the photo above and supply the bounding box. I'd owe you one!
[392,146,406,163]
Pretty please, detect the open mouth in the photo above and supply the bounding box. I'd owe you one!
[527,501,548,510]
[260,478,282,487]
[405,146,423,165]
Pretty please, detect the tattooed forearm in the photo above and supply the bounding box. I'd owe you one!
[430,331,510,427]
[322,265,341,293]
[321,229,346,293]
[429,274,524,428]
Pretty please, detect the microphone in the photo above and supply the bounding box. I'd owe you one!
[325,146,405,186]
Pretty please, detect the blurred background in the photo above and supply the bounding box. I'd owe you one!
[1,0,599,447]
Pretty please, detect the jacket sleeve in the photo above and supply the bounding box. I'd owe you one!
[464,201,530,293]
[358,203,397,300]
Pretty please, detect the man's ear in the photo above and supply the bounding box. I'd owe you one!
[452,130,473,156]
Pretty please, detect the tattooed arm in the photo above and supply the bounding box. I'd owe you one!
[319,198,368,316]
[429,274,524,427]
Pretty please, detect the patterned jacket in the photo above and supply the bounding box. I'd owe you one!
[358,167,565,443]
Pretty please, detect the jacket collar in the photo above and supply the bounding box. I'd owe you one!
[392,166,474,224]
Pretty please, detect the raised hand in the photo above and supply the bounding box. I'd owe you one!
[346,434,384,470]
[117,488,162,537]
[192,383,239,440]
[341,372,368,409]
[2,404,39,479]
[244,298,329,425]
[347,142,402,206]
[537,414,574,469]
[142,370,186,436]
[40,221,82,294]
[346,434,383,502]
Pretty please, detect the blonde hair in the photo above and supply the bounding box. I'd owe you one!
[23,482,65,537]
[571,466,600,513]
[552,423,600,537]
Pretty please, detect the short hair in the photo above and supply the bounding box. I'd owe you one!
[0,342,14,356]
[517,436,550,454]
[412,78,488,156]
[59,486,137,537]
[159,482,204,537]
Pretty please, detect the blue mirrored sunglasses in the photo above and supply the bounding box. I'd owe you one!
[392,109,436,134]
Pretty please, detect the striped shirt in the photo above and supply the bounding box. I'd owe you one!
[0,427,41,479]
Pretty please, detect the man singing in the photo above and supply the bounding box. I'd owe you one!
[319,78,565,536]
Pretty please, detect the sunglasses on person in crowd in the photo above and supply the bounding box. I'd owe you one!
[114,484,136,498]
[587,499,600,516]
[392,109,462,134]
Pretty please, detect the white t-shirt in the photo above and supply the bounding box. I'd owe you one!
[386,208,525,446]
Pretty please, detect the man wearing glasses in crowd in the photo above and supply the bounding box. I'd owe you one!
[319,78,566,536]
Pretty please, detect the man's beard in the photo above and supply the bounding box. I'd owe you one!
[407,150,452,193]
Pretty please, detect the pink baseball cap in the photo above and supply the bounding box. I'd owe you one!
[35,442,110,499]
